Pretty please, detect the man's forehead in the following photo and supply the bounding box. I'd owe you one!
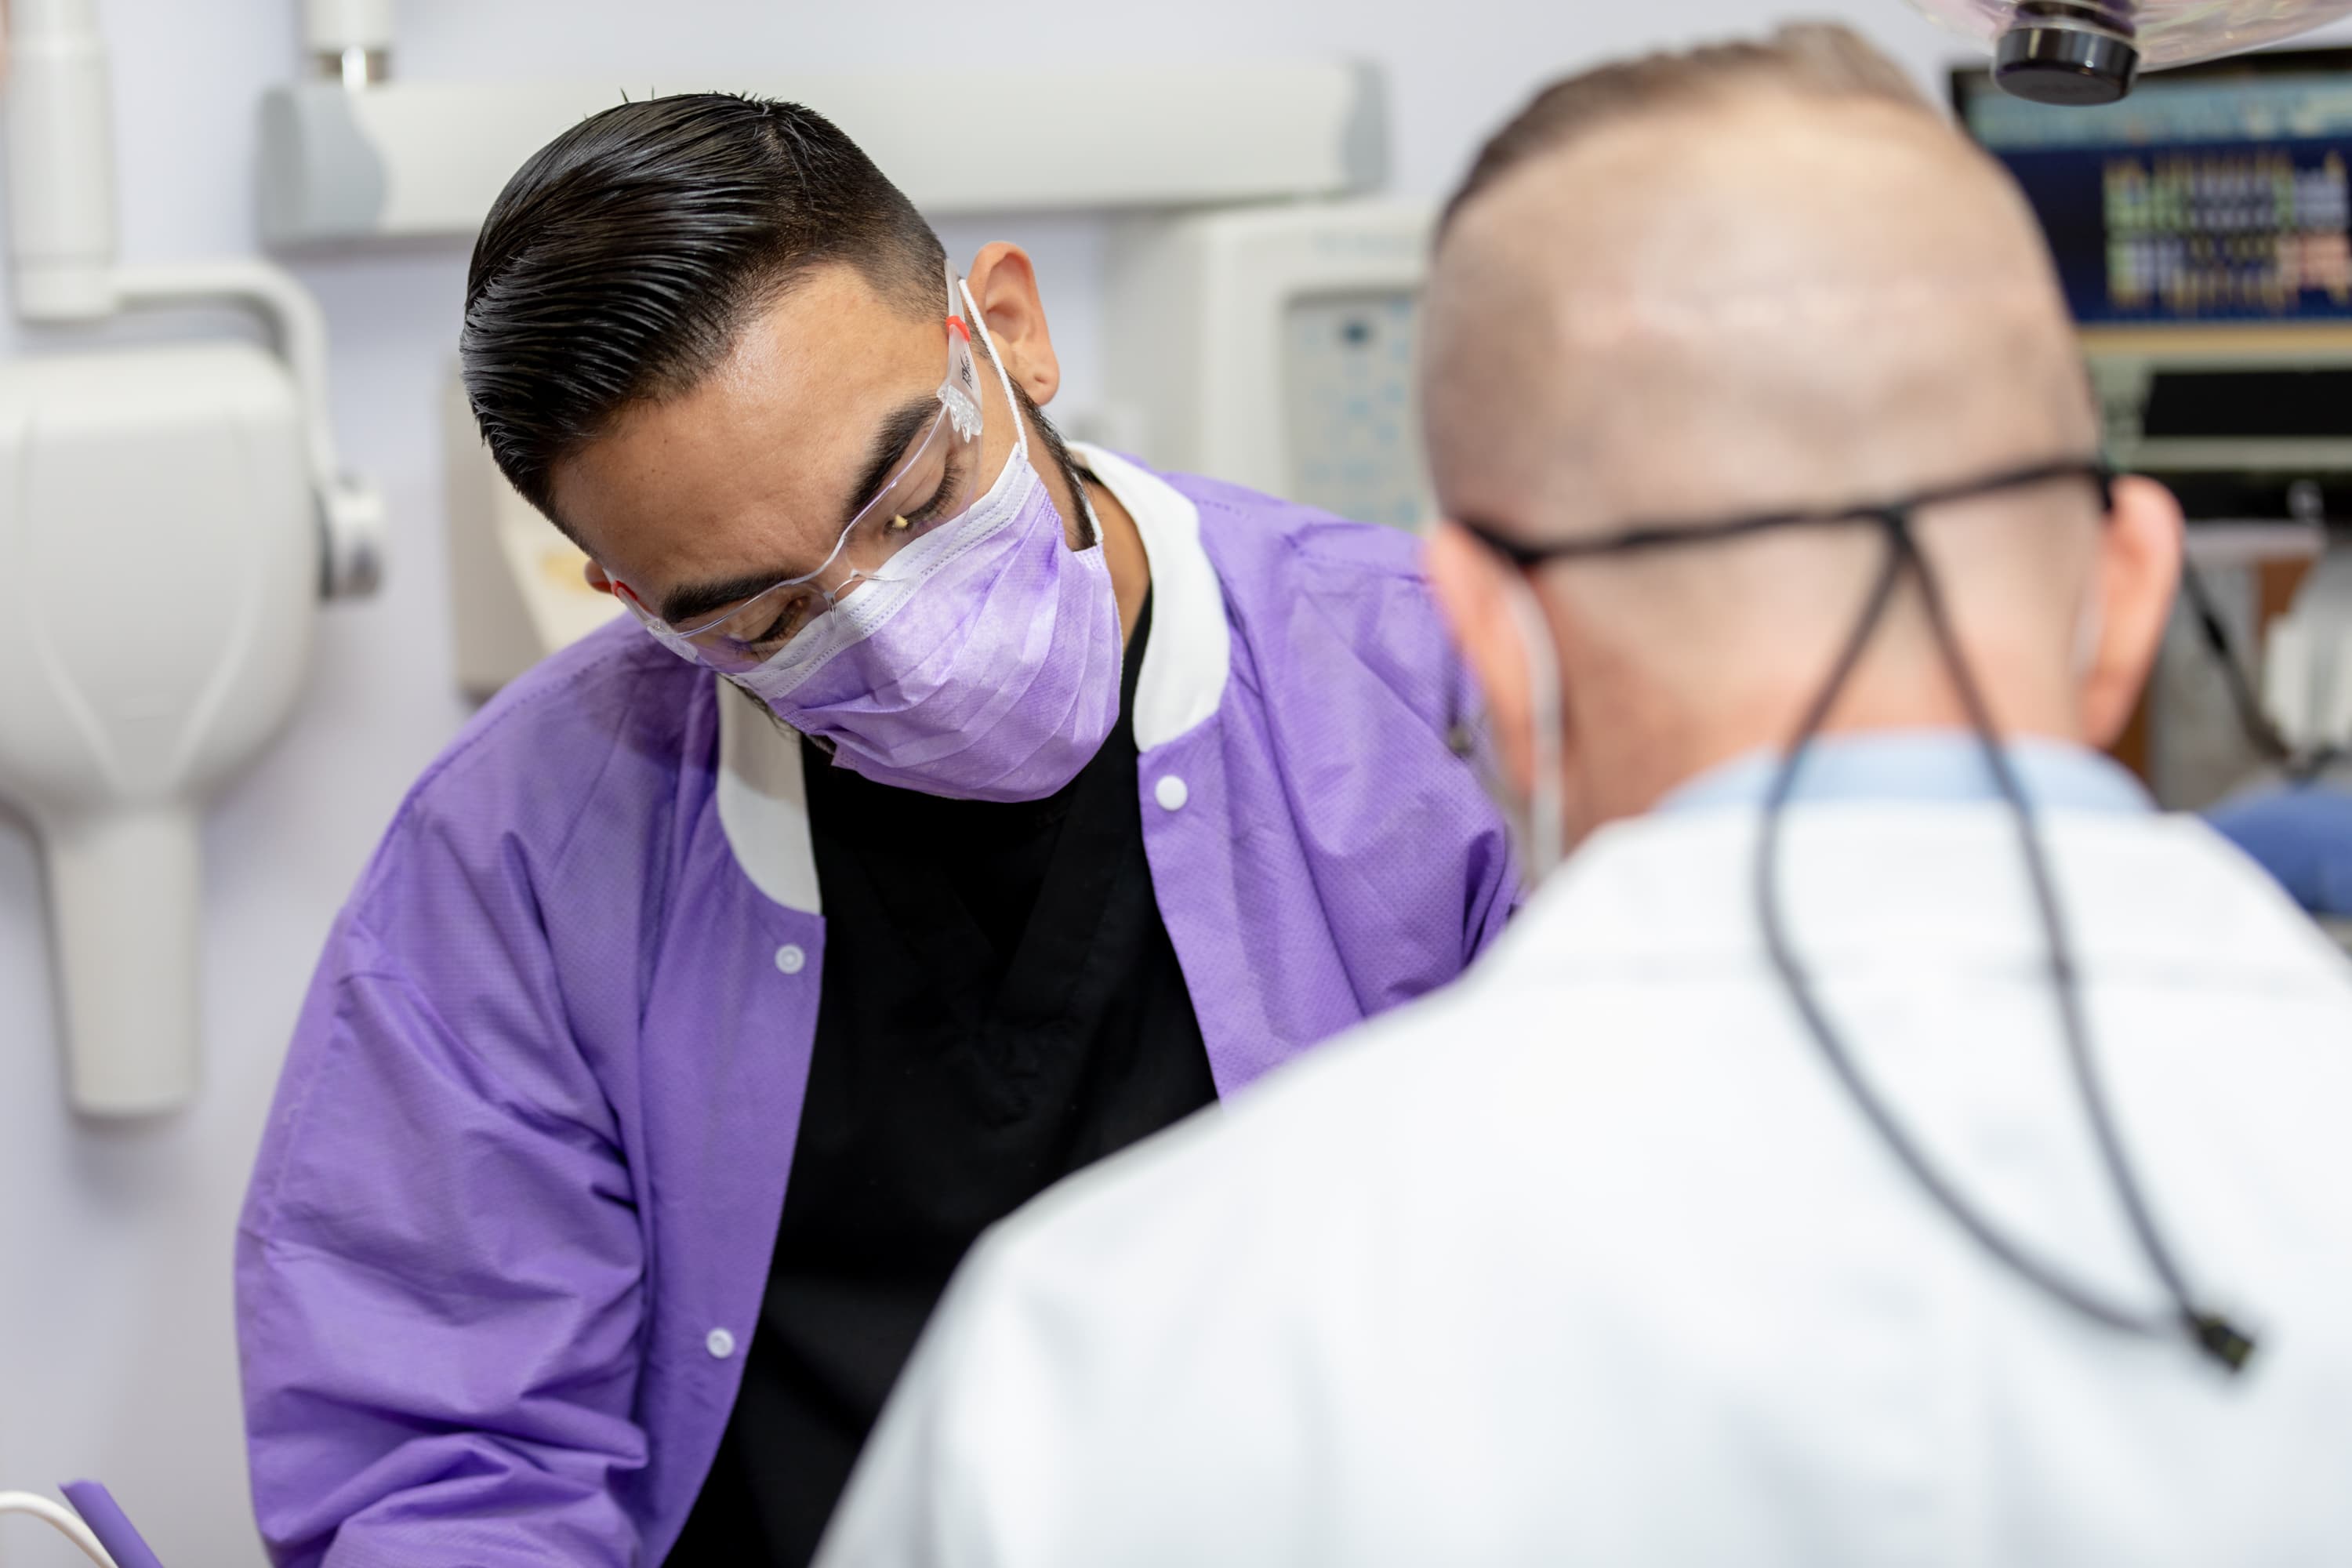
[706,264,921,401]
[546,264,942,574]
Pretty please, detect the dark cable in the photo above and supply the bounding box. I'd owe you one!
[1462,455,2255,1370]
[1754,514,2255,1372]
[2177,561,2340,784]
[2178,562,2291,764]
[1911,527,2254,1368]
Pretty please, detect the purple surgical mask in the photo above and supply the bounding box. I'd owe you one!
[729,315,1123,802]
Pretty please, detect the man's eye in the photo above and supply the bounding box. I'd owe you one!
[739,593,818,652]
[882,458,962,538]
[885,492,945,535]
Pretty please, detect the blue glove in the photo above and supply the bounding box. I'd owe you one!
[2208,785,2352,916]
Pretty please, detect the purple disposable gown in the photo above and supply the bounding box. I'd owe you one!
[236,454,1515,1566]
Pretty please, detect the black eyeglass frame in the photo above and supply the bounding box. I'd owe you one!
[1452,455,2117,568]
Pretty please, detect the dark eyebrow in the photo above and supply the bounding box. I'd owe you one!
[654,394,942,629]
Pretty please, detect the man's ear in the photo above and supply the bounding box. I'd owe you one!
[1425,521,1536,799]
[964,242,1061,408]
[2079,474,2183,750]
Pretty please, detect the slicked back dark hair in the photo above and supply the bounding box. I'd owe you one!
[463,93,948,524]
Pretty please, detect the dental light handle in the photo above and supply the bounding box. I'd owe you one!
[0,1490,123,1566]
[1902,0,2352,103]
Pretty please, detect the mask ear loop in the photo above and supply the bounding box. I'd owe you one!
[953,269,1107,550]
[1755,509,2256,1374]
[956,275,1029,470]
[1497,568,1567,883]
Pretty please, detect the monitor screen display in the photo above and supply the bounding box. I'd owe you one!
[1954,51,2352,326]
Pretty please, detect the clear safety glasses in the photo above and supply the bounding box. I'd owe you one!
[616,266,989,673]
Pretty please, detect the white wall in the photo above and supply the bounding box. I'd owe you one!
[3,2,2339,1563]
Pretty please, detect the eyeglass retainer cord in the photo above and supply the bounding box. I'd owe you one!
[1751,503,2254,1374]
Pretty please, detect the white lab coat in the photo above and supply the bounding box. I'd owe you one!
[820,801,2352,1568]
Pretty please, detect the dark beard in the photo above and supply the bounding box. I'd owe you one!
[989,347,1100,548]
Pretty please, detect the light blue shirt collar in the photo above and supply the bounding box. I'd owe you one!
[1658,730,2153,816]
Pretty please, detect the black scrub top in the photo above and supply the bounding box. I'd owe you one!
[667,590,1217,1566]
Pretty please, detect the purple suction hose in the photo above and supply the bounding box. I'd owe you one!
[59,1481,167,1568]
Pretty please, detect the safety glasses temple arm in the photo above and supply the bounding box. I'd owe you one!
[1457,456,2115,569]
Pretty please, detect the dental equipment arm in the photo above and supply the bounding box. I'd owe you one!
[111,259,383,597]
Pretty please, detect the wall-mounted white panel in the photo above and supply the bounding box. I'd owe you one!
[1106,199,1434,527]
[261,62,1387,247]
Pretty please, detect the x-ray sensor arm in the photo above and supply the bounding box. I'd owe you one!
[110,260,384,597]
[0,0,382,1116]
[5,0,382,596]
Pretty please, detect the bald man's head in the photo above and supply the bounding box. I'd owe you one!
[1417,24,2181,844]
[1424,27,2093,539]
